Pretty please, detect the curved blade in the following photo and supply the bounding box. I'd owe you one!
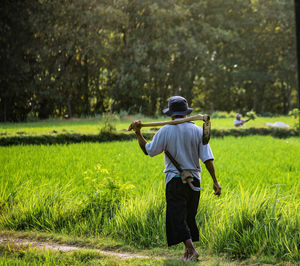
[202,120,211,145]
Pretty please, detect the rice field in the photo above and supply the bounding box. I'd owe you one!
[0,115,294,136]
[0,136,299,262]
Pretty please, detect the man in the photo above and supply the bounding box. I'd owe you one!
[129,96,221,261]
[234,113,251,127]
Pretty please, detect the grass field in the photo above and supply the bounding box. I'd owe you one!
[0,115,294,136]
[0,136,299,263]
[0,243,168,266]
[0,244,154,266]
[0,238,232,265]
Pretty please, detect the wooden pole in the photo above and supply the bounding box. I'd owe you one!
[127,114,209,131]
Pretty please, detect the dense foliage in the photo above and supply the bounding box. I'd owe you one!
[0,0,297,121]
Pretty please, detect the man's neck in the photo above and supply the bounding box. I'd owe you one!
[172,115,186,120]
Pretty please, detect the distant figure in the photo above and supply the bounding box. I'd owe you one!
[234,113,251,127]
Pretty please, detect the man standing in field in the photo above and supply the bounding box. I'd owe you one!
[234,113,251,127]
[129,96,222,261]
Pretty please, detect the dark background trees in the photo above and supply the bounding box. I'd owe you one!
[0,0,297,122]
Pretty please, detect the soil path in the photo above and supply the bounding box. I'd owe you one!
[0,236,151,260]
[0,235,251,265]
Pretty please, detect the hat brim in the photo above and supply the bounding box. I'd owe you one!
[162,108,193,117]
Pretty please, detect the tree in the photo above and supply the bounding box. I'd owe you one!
[0,1,37,122]
[0,0,297,121]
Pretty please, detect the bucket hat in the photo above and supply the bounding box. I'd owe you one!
[163,96,193,117]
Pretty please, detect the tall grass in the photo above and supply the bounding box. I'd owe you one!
[0,137,299,262]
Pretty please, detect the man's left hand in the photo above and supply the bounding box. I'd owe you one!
[213,182,222,196]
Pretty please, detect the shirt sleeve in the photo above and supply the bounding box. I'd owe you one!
[198,128,214,162]
[145,127,166,157]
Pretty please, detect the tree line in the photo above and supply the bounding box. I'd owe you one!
[0,0,298,122]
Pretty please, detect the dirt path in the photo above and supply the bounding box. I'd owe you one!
[0,234,247,265]
[0,236,151,260]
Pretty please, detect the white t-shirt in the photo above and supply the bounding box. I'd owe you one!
[145,120,214,185]
[234,119,244,127]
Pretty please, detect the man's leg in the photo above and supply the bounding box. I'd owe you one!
[165,178,200,261]
[183,178,201,261]
[166,178,191,246]
[186,178,201,242]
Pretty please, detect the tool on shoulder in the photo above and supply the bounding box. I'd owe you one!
[202,117,211,145]
[128,114,211,145]
[165,150,202,192]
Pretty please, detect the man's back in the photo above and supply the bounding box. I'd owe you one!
[146,121,214,184]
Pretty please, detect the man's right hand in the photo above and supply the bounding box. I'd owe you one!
[213,182,221,196]
[128,120,142,133]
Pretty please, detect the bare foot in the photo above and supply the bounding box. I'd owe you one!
[186,250,199,261]
[180,249,188,261]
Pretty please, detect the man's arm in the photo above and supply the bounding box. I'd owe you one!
[135,129,148,155]
[243,118,251,124]
[204,159,221,196]
[129,120,148,155]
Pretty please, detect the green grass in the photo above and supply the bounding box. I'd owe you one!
[0,241,238,265]
[0,115,294,136]
[211,115,293,129]
[0,118,132,136]
[0,243,169,266]
[0,137,299,263]
[0,230,236,265]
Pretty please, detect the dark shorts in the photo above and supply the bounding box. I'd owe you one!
[165,176,200,246]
